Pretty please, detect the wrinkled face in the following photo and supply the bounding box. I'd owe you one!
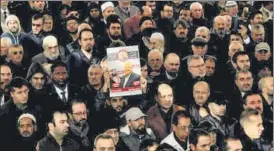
[0,65,12,90]
[228,43,243,58]
[72,103,87,123]
[45,41,59,60]
[251,30,265,43]
[224,15,232,30]
[10,85,29,104]
[191,136,211,151]
[174,24,188,38]
[164,56,180,73]
[19,117,35,137]
[9,47,24,64]
[148,52,163,71]
[32,18,43,34]
[195,31,210,42]
[79,31,94,52]
[31,72,44,90]
[51,113,69,137]
[191,4,203,19]
[7,20,19,33]
[33,1,45,11]
[230,35,243,44]
[192,45,207,57]
[109,23,122,37]
[0,39,10,56]
[235,55,250,70]
[161,5,173,19]
[205,60,215,76]
[43,19,53,32]
[102,7,115,19]
[94,138,115,151]
[227,140,243,151]
[173,117,191,141]
[109,97,124,112]
[51,66,68,86]
[88,67,102,87]
[104,128,119,145]
[214,17,226,37]
[251,14,263,25]
[66,20,78,34]
[243,115,264,139]
[157,87,173,110]
[179,9,191,21]
[188,58,206,78]
[210,103,227,117]
[89,8,100,18]
[235,72,253,92]
[123,62,133,76]
[150,38,162,50]
[141,65,148,78]
[255,50,271,61]
[244,94,263,114]
[193,83,210,105]
[129,117,146,133]
[140,20,153,32]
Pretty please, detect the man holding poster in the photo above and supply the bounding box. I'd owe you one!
[120,61,140,88]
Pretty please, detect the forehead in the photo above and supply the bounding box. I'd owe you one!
[0,66,11,73]
[205,60,215,65]
[164,5,173,10]
[8,20,18,24]
[149,52,161,59]
[96,138,115,147]
[33,18,43,23]
[54,113,68,121]
[248,114,262,123]
[19,117,33,124]
[81,31,93,37]
[110,23,121,27]
[110,96,123,101]
[190,58,204,65]
[53,66,67,72]
[197,135,210,144]
[13,85,28,91]
[167,56,179,62]
[67,20,78,24]
[246,94,262,102]
[158,86,172,95]
[238,72,252,78]
[72,103,86,111]
[194,83,208,91]
[104,7,114,12]
[177,117,191,126]
[237,55,249,60]
[89,67,102,73]
[32,72,44,78]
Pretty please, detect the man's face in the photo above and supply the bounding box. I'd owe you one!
[43,19,53,32]
[102,7,115,19]
[157,87,173,110]
[109,97,124,112]
[191,4,203,19]
[193,83,210,106]
[150,38,162,50]
[228,43,243,58]
[108,23,122,40]
[230,35,243,44]
[88,67,102,87]
[224,15,232,30]
[33,1,45,12]
[0,39,10,56]
[19,117,35,137]
[141,65,148,78]
[104,128,119,145]
[123,62,133,76]
[251,14,263,25]
[227,140,243,151]
[0,66,12,90]
[214,17,226,37]
[7,20,19,33]
[188,58,206,78]
[72,103,87,123]
[31,72,44,90]
[10,85,29,104]
[195,31,210,42]
[243,115,264,139]
[32,18,43,35]
[205,60,215,76]
[174,24,188,38]
[89,8,100,18]
[255,50,271,61]
[192,45,207,57]
[251,30,265,43]
[244,94,263,113]
[235,72,253,92]
[129,117,146,134]
[164,56,180,73]
[191,135,211,151]
[52,113,69,137]
[146,1,156,14]
[45,41,59,60]
[9,48,24,64]
[210,103,226,117]
[161,5,173,19]
[51,66,68,86]
[66,20,78,34]
[94,138,115,151]
[179,9,191,21]
[264,77,273,96]
[79,31,94,52]
[140,20,153,32]
[173,117,191,141]
[235,55,250,70]
[148,52,163,71]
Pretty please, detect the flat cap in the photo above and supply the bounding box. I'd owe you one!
[191,37,207,46]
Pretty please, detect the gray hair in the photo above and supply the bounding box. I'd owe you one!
[187,55,203,66]
[42,35,58,49]
[235,70,253,80]
[190,2,202,10]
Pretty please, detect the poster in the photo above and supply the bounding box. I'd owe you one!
[107,45,142,97]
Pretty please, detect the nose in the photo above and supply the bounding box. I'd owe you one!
[22,126,28,132]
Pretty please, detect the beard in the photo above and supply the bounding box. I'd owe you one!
[21,131,33,138]
[110,34,122,40]
[68,29,78,34]
[44,51,59,61]
[134,125,146,135]
[53,79,67,88]
[166,70,178,79]
[216,29,225,38]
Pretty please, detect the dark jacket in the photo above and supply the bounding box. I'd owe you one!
[7,61,28,78]
[188,103,209,126]
[119,72,141,88]
[239,133,271,151]
[38,133,80,151]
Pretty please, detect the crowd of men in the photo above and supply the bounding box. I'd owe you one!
[0,1,273,151]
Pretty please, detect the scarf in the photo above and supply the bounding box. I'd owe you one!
[69,120,90,147]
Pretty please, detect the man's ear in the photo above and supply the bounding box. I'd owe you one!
[190,144,196,151]
[172,124,176,132]
[243,104,247,110]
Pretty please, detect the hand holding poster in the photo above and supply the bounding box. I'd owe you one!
[107,45,142,97]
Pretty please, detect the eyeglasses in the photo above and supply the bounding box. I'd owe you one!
[73,111,89,116]
[32,23,42,27]
[13,51,24,55]
[189,64,205,68]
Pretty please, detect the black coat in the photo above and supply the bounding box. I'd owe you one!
[239,133,271,151]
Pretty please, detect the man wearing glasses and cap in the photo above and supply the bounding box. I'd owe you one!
[120,107,156,151]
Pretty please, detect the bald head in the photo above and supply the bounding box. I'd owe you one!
[148,50,164,71]
[164,53,180,76]
[193,81,210,105]
[258,76,273,96]
[141,5,152,17]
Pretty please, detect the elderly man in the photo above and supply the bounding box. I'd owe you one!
[254,42,272,63]
[114,1,139,24]
[120,107,156,151]
[120,61,141,88]
[189,2,208,33]
[101,1,115,24]
[147,50,164,79]
[150,32,165,54]
[0,37,12,63]
[147,84,185,140]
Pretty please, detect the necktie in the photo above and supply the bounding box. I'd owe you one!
[61,91,67,102]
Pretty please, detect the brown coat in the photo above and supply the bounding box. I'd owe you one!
[146,104,185,140]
